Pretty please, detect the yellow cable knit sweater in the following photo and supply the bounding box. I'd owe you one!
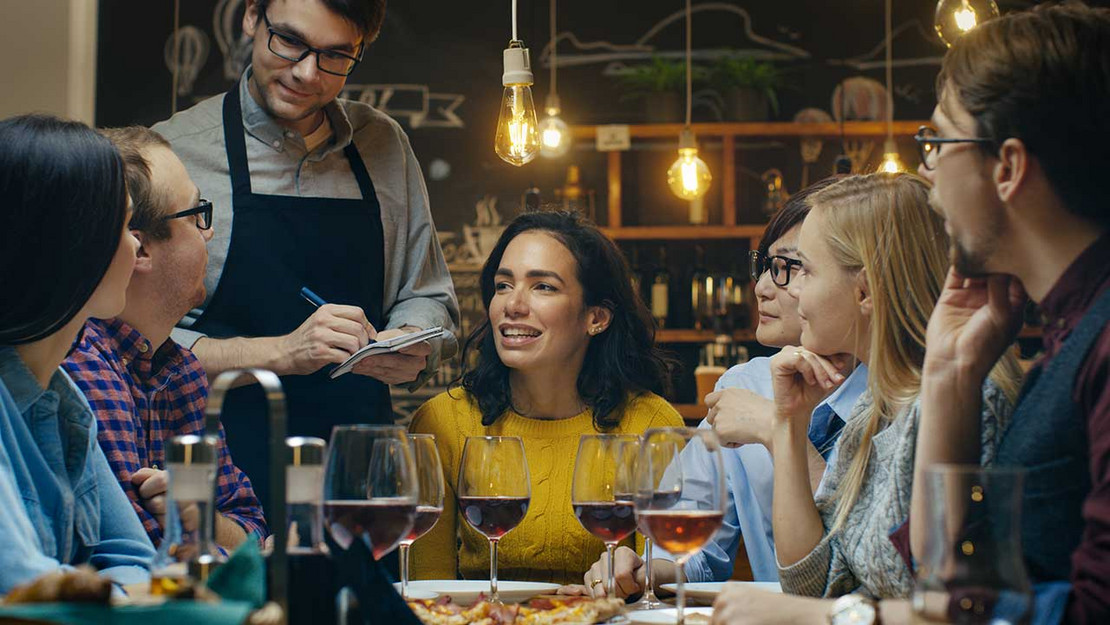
[408,390,684,585]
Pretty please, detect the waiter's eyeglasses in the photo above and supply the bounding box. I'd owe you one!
[163,200,213,230]
[262,11,364,77]
[749,250,803,287]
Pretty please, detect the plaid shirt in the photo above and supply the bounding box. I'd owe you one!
[63,318,267,546]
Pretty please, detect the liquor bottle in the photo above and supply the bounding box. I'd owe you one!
[651,246,670,329]
[629,246,643,303]
[690,245,710,330]
[522,184,542,212]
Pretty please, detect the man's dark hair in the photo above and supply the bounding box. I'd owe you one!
[938,1,1110,229]
[757,175,844,257]
[255,0,387,43]
[100,126,174,240]
[457,210,675,430]
[0,114,129,345]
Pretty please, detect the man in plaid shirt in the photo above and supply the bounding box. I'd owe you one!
[63,126,267,549]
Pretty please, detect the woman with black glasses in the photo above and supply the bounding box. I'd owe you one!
[580,176,870,598]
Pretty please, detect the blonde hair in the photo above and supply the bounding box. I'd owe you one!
[808,173,1022,532]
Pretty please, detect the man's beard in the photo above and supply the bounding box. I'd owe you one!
[950,241,991,277]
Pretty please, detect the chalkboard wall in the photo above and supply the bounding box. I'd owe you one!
[96,0,1072,234]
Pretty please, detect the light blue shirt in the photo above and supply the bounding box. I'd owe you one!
[0,346,155,593]
[655,356,868,582]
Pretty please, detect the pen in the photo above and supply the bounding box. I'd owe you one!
[300,286,327,308]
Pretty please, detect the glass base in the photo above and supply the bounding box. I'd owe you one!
[627,590,668,611]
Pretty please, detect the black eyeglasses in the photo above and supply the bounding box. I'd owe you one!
[914,125,994,171]
[262,12,363,77]
[163,200,213,230]
[749,250,803,287]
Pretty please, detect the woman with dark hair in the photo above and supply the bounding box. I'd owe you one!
[0,114,154,593]
[579,176,869,597]
[409,210,683,584]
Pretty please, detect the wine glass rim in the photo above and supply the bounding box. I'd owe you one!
[926,463,1026,477]
[408,433,436,440]
[464,435,524,442]
[577,433,640,441]
[331,424,407,434]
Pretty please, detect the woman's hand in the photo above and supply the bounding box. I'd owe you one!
[769,346,847,428]
[710,583,830,624]
[705,388,775,449]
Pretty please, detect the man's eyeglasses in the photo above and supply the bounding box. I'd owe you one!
[262,12,363,77]
[163,200,213,230]
[749,250,803,287]
[914,126,994,171]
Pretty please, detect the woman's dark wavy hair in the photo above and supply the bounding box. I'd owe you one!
[0,114,128,345]
[456,211,674,430]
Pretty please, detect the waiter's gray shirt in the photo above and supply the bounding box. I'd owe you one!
[152,70,460,386]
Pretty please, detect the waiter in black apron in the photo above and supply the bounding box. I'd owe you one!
[152,0,459,518]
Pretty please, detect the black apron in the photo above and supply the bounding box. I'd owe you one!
[192,83,392,509]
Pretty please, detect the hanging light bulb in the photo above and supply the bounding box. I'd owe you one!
[668,128,712,200]
[935,0,1000,47]
[666,0,711,202]
[539,94,571,158]
[879,139,905,173]
[495,42,540,166]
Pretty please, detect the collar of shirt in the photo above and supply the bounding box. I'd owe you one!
[808,363,869,450]
[0,346,95,471]
[1038,233,1110,360]
[239,66,354,159]
[84,318,186,394]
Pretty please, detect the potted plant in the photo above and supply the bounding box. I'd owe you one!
[617,57,707,123]
[710,56,783,122]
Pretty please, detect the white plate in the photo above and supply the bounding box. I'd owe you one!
[629,607,713,623]
[659,581,781,602]
[391,584,439,600]
[400,580,561,606]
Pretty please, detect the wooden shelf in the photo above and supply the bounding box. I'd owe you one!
[571,121,927,140]
[656,329,756,343]
[602,225,765,240]
[1019,326,1044,339]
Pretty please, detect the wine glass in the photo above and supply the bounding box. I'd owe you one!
[572,434,641,598]
[398,434,445,600]
[612,437,666,611]
[912,465,1031,624]
[635,428,725,625]
[457,436,531,604]
[323,425,418,560]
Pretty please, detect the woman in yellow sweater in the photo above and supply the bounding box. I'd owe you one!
[410,211,684,585]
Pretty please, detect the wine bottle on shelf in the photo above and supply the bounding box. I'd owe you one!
[629,245,643,303]
[651,246,670,329]
[690,245,710,331]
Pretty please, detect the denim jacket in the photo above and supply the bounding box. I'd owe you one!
[0,346,154,593]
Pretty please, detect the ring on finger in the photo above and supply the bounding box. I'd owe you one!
[590,578,603,588]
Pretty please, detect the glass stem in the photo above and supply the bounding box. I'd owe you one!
[489,538,500,602]
[399,542,411,600]
[675,557,686,625]
[606,543,617,597]
[642,538,658,601]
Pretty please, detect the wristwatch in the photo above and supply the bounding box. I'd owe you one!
[828,594,880,625]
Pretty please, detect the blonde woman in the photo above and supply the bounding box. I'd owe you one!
[710,173,1022,624]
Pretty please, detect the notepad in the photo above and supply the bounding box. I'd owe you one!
[329,326,445,379]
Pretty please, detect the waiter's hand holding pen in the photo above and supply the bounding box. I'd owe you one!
[274,286,375,376]
[299,287,431,384]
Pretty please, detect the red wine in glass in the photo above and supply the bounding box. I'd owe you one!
[323,499,416,560]
[405,505,444,542]
[636,510,724,556]
[458,496,530,538]
[574,501,638,543]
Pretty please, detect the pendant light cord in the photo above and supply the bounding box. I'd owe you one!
[550,0,557,95]
[512,0,519,41]
[884,0,894,144]
[685,0,693,127]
